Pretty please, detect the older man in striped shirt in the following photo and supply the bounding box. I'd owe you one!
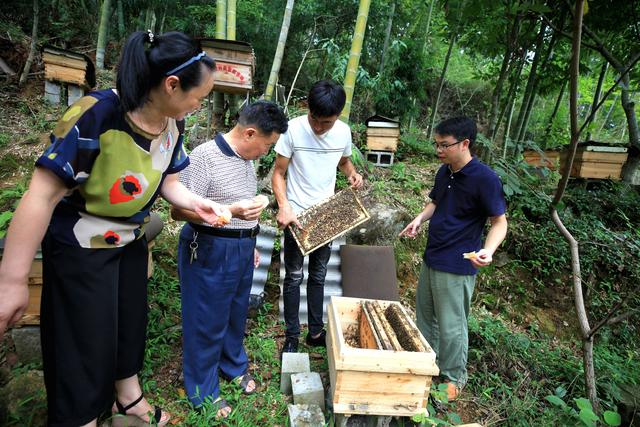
[171,101,288,418]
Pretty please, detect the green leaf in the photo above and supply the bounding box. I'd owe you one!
[545,395,567,408]
[603,411,622,426]
[575,397,593,412]
[578,408,599,426]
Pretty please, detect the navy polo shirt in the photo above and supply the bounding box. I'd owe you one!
[424,157,506,276]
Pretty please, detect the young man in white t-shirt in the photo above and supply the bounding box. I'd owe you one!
[272,80,363,354]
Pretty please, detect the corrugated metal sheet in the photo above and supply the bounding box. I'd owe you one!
[251,225,278,297]
[278,236,345,323]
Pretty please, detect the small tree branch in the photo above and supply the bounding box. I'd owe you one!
[606,310,638,326]
[587,299,626,339]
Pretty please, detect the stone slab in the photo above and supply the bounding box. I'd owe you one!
[291,371,325,411]
[287,403,325,427]
[280,352,310,394]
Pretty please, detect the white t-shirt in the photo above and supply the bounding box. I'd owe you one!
[274,115,352,213]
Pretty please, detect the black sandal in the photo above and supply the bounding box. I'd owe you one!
[112,393,170,427]
[234,372,259,395]
[212,396,232,419]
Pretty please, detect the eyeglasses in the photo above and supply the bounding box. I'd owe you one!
[432,140,462,150]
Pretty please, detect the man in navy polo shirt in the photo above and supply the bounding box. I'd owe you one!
[400,116,507,401]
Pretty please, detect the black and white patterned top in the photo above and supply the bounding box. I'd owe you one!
[179,133,258,229]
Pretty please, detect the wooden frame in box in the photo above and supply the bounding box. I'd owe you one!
[327,296,439,417]
[288,188,370,256]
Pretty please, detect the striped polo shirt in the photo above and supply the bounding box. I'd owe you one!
[179,133,257,229]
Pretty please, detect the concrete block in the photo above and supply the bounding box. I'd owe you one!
[44,81,61,104]
[366,150,394,167]
[291,372,325,411]
[287,403,325,427]
[11,326,42,365]
[280,352,310,394]
[67,84,84,105]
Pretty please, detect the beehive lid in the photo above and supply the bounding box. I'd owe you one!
[366,114,399,128]
[578,141,628,153]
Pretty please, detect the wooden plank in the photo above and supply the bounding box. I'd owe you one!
[358,304,380,349]
[30,259,42,277]
[43,52,87,70]
[523,151,560,169]
[370,301,403,351]
[366,136,398,152]
[363,301,393,350]
[575,150,628,163]
[45,63,87,86]
[366,127,400,137]
[201,45,254,65]
[212,60,253,93]
[573,162,623,180]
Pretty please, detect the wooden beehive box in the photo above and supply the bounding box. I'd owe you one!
[43,45,95,89]
[327,296,439,417]
[561,144,629,180]
[366,115,400,152]
[523,150,560,170]
[289,188,369,256]
[200,39,254,94]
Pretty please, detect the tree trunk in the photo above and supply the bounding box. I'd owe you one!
[145,7,156,33]
[580,23,640,150]
[597,93,618,134]
[226,0,236,40]
[550,0,599,412]
[379,1,395,75]
[428,32,456,138]
[585,60,608,140]
[488,14,520,140]
[502,95,517,159]
[492,49,526,143]
[96,0,112,69]
[158,4,168,34]
[212,0,226,129]
[542,78,567,146]
[620,72,639,149]
[265,0,294,100]
[19,0,38,86]
[226,0,243,118]
[421,0,436,56]
[117,0,125,39]
[513,21,547,145]
[519,20,561,144]
[340,0,372,123]
[410,0,435,129]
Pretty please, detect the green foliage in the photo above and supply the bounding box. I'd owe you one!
[397,128,436,158]
[491,156,556,218]
[411,383,462,426]
[390,162,424,194]
[465,307,634,425]
[0,133,10,149]
[546,389,622,426]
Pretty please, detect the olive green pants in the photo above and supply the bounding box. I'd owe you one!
[416,262,475,387]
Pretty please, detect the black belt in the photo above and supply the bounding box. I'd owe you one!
[189,223,260,238]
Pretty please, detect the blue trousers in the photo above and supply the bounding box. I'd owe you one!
[282,228,332,339]
[178,223,256,407]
